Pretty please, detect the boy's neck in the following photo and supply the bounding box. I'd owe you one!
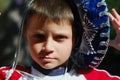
[32,61,66,76]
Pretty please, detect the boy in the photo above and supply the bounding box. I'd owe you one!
[0,0,120,80]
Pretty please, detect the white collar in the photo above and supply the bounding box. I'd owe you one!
[29,67,86,80]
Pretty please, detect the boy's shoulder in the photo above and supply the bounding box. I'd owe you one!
[0,65,30,73]
[77,68,120,80]
[0,65,30,80]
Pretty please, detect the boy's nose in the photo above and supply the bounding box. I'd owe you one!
[42,38,54,53]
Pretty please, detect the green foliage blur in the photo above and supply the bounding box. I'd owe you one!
[106,0,120,11]
[0,0,29,67]
[0,0,11,13]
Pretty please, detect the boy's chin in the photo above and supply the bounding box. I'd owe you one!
[41,64,66,70]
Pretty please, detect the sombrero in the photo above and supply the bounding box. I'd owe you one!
[68,0,110,69]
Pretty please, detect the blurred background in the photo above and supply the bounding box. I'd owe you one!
[0,0,120,76]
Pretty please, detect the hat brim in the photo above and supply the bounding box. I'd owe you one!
[68,0,110,69]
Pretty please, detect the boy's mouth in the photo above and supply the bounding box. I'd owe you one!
[39,56,55,62]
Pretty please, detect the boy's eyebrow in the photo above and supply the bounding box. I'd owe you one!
[53,30,72,37]
[30,30,45,34]
[29,30,72,37]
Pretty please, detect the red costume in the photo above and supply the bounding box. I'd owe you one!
[0,66,120,80]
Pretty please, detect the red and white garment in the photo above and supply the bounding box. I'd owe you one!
[0,66,120,80]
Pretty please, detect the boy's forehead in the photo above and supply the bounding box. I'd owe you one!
[27,16,73,36]
[28,15,72,26]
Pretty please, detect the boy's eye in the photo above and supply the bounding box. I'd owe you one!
[34,34,45,41]
[55,35,66,41]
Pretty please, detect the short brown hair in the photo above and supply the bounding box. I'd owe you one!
[22,0,74,33]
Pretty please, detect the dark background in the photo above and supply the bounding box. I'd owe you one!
[0,0,120,76]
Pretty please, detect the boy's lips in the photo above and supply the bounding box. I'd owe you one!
[39,56,55,62]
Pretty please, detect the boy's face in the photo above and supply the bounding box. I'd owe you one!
[25,16,74,69]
